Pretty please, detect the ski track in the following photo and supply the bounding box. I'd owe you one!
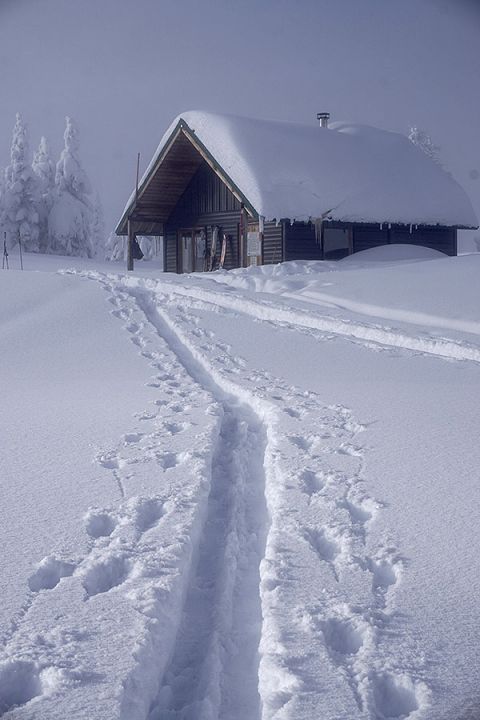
[113,272,430,719]
[136,276,480,365]
[0,268,432,719]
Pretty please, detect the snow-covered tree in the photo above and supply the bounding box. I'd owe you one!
[32,136,55,250]
[2,113,41,252]
[91,191,105,257]
[48,116,93,257]
[408,126,441,165]
[104,231,126,261]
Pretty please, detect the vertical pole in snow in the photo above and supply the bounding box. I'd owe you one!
[127,218,134,272]
[2,232,9,270]
[18,231,23,270]
[240,204,248,268]
[127,153,141,273]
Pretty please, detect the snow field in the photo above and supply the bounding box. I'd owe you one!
[0,275,223,719]
[2,251,480,719]
[115,274,432,719]
[135,271,480,367]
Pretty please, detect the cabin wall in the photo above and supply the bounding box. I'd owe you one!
[262,222,284,264]
[164,230,178,272]
[165,161,243,271]
[352,223,456,256]
[388,226,457,255]
[284,222,322,261]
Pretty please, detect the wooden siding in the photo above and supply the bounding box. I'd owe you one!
[352,223,456,256]
[285,222,322,261]
[263,222,284,264]
[352,225,389,253]
[165,161,245,271]
[389,226,456,255]
[168,161,242,220]
[164,230,178,273]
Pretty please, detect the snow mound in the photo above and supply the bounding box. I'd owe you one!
[339,243,447,264]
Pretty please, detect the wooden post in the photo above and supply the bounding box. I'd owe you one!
[240,204,248,268]
[127,218,134,271]
[127,152,141,273]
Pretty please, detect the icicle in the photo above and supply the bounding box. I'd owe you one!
[259,215,264,234]
[388,223,391,230]
[314,218,323,244]
[380,222,383,231]
[409,224,413,234]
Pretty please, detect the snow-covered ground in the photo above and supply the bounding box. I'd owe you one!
[1,247,479,720]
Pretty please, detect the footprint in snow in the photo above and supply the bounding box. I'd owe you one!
[154,451,187,470]
[28,556,76,592]
[0,660,63,714]
[96,451,126,470]
[299,469,325,497]
[303,527,342,581]
[370,672,424,719]
[338,497,376,529]
[162,421,190,435]
[288,435,313,452]
[84,510,117,539]
[369,556,402,593]
[122,432,144,445]
[134,497,165,533]
[321,616,367,657]
[82,554,131,597]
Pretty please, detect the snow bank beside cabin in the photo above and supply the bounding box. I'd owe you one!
[132,111,477,228]
[200,248,480,337]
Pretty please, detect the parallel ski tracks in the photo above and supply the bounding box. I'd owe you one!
[115,285,270,720]
[137,278,480,365]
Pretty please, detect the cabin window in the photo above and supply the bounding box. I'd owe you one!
[323,228,350,260]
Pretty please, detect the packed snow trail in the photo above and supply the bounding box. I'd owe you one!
[91,276,271,720]
[149,410,266,720]
[139,277,480,364]
[110,273,430,720]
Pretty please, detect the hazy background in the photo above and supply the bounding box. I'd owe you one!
[0,0,479,249]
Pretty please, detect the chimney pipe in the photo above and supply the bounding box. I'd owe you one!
[317,112,330,128]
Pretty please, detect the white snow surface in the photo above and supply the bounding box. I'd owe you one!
[1,248,480,720]
[130,111,478,228]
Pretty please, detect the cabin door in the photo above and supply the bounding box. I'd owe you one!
[181,232,194,273]
[180,229,206,273]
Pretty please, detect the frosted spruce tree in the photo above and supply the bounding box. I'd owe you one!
[408,127,441,165]
[104,231,126,261]
[91,191,105,257]
[48,116,93,257]
[2,113,41,252]
[32,136,55,251]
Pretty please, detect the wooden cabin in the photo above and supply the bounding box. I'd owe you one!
[116,112,477,272]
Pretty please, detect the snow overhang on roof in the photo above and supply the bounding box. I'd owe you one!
[116,111,478,235]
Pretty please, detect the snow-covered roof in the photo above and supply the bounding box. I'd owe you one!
[118,111,478,232]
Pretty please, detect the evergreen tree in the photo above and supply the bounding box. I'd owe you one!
[104,231,126,261]
[32,136,55,251]
[91,191,105,257]
[3,113,41,252]
[48,116,93,257]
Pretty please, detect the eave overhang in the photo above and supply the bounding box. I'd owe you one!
[115,119,258,236]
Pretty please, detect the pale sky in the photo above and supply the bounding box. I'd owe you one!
[0,0,479,245]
